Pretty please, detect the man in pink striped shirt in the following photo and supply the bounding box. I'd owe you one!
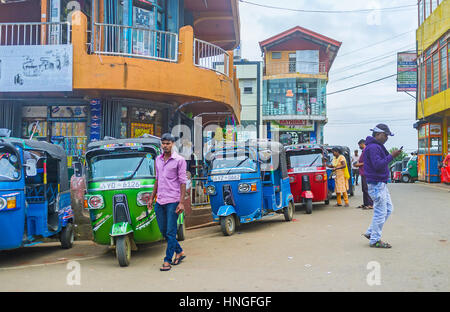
[148,133,187,271]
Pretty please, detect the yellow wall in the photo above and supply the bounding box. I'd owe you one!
[416,0,450,55]
[417,89,450,119]
[71,12,241,122]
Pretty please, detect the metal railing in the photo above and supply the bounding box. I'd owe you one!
[265,61,327,76]
[194,38,230,76]
[0,22,71,46]
[92,23,178,62]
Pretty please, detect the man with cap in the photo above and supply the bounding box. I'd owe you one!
[148,133,187,270]
[362,124,402,248]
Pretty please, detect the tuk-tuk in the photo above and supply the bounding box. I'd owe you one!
[0,131,74,251]
[83,137,185,267]
[390,161,403,183]
[326,146,355,196]
[205,140,295,236]
[401,156,418,183]
[285,144,330,214]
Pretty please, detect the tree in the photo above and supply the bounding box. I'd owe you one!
[388,147,408,167]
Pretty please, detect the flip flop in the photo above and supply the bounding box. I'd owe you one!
[357,205,366,209]
[172,255,186,266]
[160,263,172,271]
[362,233,370,240]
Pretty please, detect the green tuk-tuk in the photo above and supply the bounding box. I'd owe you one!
[401,155,418,183]
[82,137,185,267]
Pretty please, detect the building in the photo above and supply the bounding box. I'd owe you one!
[0,0,241,169]
[259,26,341,144]
[234,57,263,140]
[416,0,449,182]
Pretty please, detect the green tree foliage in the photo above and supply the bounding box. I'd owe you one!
[388,147,408,167]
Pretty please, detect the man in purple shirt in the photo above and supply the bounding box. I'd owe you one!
[148,133,187,271]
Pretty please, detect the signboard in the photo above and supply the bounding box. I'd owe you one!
[271,120,314,132]
[397,52,417,92]
[0,44,73,92]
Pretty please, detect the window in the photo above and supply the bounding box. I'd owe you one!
[440,46,448,91]
[424,0,430,19]
[419,0,424,26]
[426,57,432,98]
[432,53,439,95]
[243,80,253,94]
[272,52,281,59]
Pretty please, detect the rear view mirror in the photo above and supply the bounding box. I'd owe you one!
[73,162,83,177]
[25,159,37,177]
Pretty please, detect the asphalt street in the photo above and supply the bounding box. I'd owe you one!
[0,182,449,291]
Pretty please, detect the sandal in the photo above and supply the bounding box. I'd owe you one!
[362,233,370,240]
[370,240,392,248]
[172,255,186,266]
[160,263,172,271]
[357,205,366,209]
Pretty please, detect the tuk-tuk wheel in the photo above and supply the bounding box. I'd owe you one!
[60,223,74,249]
[177,222,186,241]
[401,175,410,183]
[220,215,236,236]
[116,235,131,267]
[305,199,313,214]
[284,201,294,221]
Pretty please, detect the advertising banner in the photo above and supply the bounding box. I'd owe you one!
[397,52,417,92]
[0,44,73,92]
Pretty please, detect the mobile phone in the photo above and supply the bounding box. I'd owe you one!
[400,146,404,150]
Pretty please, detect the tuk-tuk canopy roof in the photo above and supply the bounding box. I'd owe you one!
[0,137,69,192]
[206,140,285,156]
[1,137,68,161]
[285,144,327,153]
[87,137,161,152]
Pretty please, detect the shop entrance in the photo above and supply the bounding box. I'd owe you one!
[120,105,164,138]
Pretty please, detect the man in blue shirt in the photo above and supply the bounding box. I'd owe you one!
[362,124,402,248]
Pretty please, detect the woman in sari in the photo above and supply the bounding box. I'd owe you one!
[327,147,349,207]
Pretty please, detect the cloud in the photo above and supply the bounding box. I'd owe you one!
[239,0,418,153]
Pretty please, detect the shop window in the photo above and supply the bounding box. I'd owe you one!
[418,138,428,154]
[430,137,442,154]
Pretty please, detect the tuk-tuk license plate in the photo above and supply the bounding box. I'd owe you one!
[211,174,241,182]
[98,181,142,191]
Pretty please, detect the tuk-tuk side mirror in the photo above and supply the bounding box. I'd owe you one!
[25,159,37,177]
[73,161,83,177]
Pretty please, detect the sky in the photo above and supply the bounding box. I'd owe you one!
[238,0,419,154]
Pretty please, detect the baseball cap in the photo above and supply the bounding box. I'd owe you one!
[370,123,394,136]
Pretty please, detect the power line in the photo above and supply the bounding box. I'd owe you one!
[330,59,397,83]
[337,30,415,58]
[239,0,417,13]
[326,73,398,96]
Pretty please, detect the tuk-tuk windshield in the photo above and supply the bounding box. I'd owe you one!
[209,151,257,175]
[88,152,155,182]
[288,150,324,168]
[0,146,21,181]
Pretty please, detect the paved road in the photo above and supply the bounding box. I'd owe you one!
[0,183,449,291]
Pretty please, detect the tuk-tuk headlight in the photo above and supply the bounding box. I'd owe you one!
[87,195,104,209]
[0,197,6,210]
[7,196,16,209]
[137,192,152,206]
[238,183,250,193]
[315,174,324,182]
[206,185,216,195]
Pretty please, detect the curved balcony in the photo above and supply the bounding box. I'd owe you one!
[71,12,240,122]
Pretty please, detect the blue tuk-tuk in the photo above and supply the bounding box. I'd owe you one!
[205,140,295,236]
[0,130,74,251]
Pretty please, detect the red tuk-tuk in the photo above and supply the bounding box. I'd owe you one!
[285,144,330,214]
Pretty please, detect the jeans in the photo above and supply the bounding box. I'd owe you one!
[365,182,393,245]
[154,202,183,264]
[353,171,359,185]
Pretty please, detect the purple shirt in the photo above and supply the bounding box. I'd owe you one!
[155,151,187,205]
